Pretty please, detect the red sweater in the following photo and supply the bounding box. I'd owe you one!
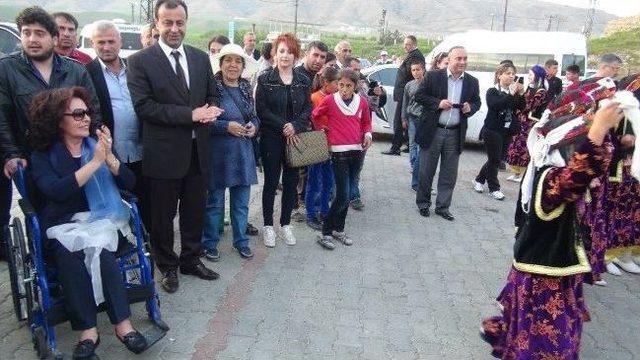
[312,93,372,151]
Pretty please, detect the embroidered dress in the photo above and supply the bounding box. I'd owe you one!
[506,88,548,171]
[482,140,611,360]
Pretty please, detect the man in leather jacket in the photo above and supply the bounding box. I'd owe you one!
[0,6,99,259]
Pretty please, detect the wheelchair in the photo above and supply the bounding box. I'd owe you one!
[3,166,169,359]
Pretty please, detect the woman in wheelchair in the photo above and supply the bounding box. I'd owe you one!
[28,87,147,358]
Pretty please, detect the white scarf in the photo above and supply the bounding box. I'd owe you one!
[333,92,361,116]
[520,90,640,213]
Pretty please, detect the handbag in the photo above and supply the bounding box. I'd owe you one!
[285,130,330,168]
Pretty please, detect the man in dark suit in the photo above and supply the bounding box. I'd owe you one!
[86,20,151,231]
[545,58,563,100]
[383,35,425,155]
[126,0,222,293]
[414,46,481,221]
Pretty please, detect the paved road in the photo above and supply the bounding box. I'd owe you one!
[1,141,639,359]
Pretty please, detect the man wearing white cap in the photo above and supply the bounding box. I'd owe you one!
[376,50,392,65]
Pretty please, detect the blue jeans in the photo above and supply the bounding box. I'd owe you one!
[407,115,420,189]
[323,151,363,235]
[349,150,365,201]
[305,160,334,221]
[202,185,250,250]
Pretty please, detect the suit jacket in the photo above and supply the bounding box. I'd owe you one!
[414,68,481,154]
[126,43,219,180]
[393,48,425,102]
[86,58,116,134]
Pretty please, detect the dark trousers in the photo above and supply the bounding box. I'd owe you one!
[260,135,299,226]
[1,175,11,254]
[124,161,151,233]
[416,128,460,212]
[323,151,363,236]
[148,147,205,272]
[50,241,130,330]
[390,101,405,150]
[476,129,507,192]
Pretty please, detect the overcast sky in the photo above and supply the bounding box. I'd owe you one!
[541,0,640,17]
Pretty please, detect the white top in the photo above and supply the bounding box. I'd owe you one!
[158,38,190,89]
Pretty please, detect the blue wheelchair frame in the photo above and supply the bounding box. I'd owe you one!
[6,166,168,359]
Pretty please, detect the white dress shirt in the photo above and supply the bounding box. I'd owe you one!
[158,38,190,89]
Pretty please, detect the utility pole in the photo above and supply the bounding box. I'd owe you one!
[130,2,135,23]
[490,13,495,31]
[583,0,596,38]
[502,0,508,32]
[293,0,299,35]
[546,15,555,31]
[379,8,387,42]
[251,23,256,35]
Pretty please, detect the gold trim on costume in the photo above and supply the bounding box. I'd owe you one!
[513,241,591,276]
[534,168,566,221]
[584,188,592,204]
[608,160,624,183]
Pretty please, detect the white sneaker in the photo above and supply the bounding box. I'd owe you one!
[613,258,640,274]
[490,190,505,200]
[473,180,484,193]
[594,279,608,286]
[506,174,521,183]
[634,256,640,266]
[263,226,276,248]
[332,231,353,246]
[606,262,622,276]
[281,225,296,246]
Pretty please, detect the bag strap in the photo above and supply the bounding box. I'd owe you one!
[223,86,254,124]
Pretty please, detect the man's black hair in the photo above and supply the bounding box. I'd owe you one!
[545,59,558,67]
[16,6,59,37]
[566,64,581,73]
[155,0,188,19]
[307,41,328,53]
[51,12,79,30]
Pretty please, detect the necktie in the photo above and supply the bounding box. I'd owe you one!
[171,50,188,93]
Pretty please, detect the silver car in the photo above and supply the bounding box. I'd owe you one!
[360,64,398,135]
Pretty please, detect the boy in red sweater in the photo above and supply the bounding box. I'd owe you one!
[312,69,372,249]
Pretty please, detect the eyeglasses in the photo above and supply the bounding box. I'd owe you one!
[64,108,92,121]
[342,49,352,53]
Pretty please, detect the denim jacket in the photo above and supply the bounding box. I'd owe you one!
[255,67,312,138]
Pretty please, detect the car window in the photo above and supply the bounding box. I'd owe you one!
[561,54,585,76]
[375,68,396,87]
[466,53,554,73]
[121,32,143,51]
[0,28,20,55]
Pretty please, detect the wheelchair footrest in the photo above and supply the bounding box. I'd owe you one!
[141,322,168,351]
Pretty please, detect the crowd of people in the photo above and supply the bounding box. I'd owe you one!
[0,1,638,359]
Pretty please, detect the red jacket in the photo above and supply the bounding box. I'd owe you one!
[312,93,372,151]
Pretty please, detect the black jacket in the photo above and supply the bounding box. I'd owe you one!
[414,69,481,153]
[483,87,525,134]
[86,57,127,135]
[393,48,425,102]
[255,67,312,138]
[126,43,219,180]
[0,52,100,162]
[547,76,563,100]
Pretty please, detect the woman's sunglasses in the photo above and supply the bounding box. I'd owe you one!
[64,108,92,121]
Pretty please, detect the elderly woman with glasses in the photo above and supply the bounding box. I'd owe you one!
[28,87,147,359]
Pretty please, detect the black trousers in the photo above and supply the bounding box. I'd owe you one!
[0,174,11,255]
[390,100,406,150]
[49,241,130,330]
[124,161,151,233]
[476,129,507,192]
[323,151,362,236]
[260,135,298,226]
[148,146,205,272]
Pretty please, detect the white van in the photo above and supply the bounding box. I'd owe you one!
[78,20,144,59]
[426,30,587,143]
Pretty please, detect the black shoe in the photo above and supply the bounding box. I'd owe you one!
[246,223,259,236]
[381,148,401,156]
[499,161,507,171]
[401,146,409,153]
[180,260,220,280]
[237,246,254,259]
[72,337,100,359]
[434,209,455,221]
[419,208,430,217]
[117,330,147,354]
[306,218,323,231]
[161,269,179,293]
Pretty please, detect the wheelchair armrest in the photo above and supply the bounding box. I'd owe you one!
[18,198,36,217]
[119,189,138,203]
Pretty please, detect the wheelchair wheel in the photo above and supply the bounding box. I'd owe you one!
[6,217,34,322]
[32,326,51,359]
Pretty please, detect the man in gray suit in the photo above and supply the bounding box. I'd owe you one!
[414,46,481,221]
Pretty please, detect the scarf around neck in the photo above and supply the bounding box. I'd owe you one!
[334,92,361,116]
